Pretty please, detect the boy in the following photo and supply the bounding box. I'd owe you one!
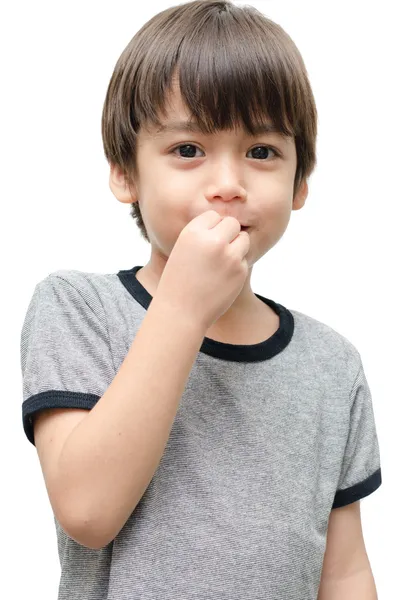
[20,1,382,598]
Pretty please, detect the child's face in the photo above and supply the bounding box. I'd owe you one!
[111,81,307,268]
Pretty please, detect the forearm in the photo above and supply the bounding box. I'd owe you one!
[57,295,206,549]
[317,567,378,600]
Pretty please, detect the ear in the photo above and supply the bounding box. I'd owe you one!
[109,164,138,205]
[292,179,308,211]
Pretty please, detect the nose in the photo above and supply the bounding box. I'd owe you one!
[204,163,248,204]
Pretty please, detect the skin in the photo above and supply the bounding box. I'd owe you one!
[109,80,308,342]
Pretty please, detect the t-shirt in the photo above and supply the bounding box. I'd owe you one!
[20,266,382,600]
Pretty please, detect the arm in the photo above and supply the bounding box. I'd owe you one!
[317,566,377,599]
[317,501,378,599]
[56,294,207,549]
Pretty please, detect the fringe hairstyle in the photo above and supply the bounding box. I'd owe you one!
[102,0,318,242]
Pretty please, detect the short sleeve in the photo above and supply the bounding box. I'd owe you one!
[20,273,115,446]
[333,358,382,508]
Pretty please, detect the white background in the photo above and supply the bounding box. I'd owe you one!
[1,1,394,597]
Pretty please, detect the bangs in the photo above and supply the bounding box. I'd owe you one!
[131,4,302,139]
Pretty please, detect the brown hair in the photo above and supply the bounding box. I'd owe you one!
[101,0,318,243]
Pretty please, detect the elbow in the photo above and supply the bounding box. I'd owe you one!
[62,516,114,550]
[53,485,133,550]
[56,504,115,550]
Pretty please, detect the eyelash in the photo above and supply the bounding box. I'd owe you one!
[169,143,281,161]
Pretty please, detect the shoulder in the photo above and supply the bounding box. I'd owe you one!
[289,308,362,380]
[37,269,114,314]
[44,268,108,293]
[24,269,116,338]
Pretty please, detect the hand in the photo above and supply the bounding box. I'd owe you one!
[156,210,250,331]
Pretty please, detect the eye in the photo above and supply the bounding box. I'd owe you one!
[170,144,205,159]
[248,146,280,160]
[169,144,281,161]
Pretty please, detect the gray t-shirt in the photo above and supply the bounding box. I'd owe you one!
[20,266,382,600]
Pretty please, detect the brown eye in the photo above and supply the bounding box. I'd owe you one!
[248,146,279,160]
[171,144,204,159]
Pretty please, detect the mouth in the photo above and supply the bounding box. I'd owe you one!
[240,225,250,231]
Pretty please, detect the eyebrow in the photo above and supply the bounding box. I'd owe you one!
[154,120,290,138]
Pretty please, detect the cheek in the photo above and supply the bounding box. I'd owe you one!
[259,191,292,224]
[142,188,189,246]
[149,176,197,223]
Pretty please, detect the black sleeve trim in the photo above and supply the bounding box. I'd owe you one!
[22,390,101,447]
[332,467,382,509]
